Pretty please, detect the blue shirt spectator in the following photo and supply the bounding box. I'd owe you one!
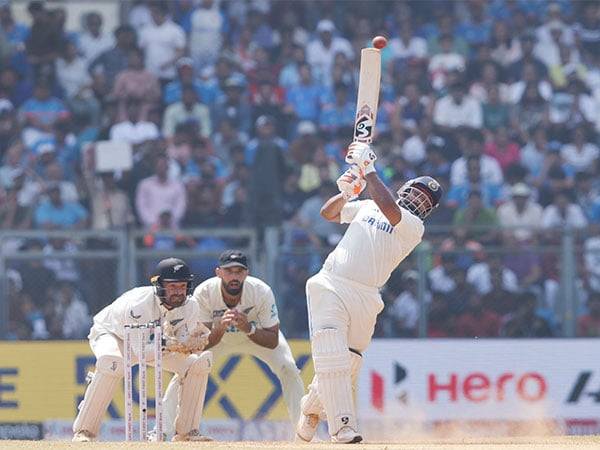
[19,81,69,130]
[456,18,492,46]
[163,57,222,109]
[0,3,29,47]
[285,63,323,122]
[319,83,355,137]
[446,181,505,209]
[34,184,88,229]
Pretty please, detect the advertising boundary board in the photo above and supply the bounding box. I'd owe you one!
[358,339,600,423]
[3,338,600,439]
[0,340,313,422]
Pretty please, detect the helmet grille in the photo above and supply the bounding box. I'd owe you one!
[397,184,435,219]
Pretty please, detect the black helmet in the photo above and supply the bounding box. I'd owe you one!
[151,258,194,303]
[396,176,443,220]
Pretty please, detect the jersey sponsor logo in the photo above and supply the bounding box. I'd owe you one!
[169,318,183,326]
[129,310,142,320]
[270,304,277,319]
[362,215,393,234]
[243,307,254,315]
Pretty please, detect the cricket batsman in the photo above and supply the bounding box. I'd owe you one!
[296,142,442,443]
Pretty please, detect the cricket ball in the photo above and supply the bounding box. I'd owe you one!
[372,35,387,49]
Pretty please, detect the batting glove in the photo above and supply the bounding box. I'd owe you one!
[345,142,377,175]
[336,165,366,200]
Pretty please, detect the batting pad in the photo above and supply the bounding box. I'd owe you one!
[350,351,362,388]
[160,374,180,438]
[301,350,362,419]
[300,377,325,418]
[175,351,212,437]
[312,329,357,436]
[72,355,123,436]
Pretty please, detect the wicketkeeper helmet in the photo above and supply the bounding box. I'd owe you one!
[151,258,194,301]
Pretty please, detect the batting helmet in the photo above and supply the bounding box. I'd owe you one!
[396,176,443,220]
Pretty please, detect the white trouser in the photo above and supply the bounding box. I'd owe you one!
[303,271,383,434]
[73,332,209,436]
[161,330,304,437]
[307,271,383,352]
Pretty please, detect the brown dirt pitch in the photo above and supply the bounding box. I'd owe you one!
[2,436,600,450]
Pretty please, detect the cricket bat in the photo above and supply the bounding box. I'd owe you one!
[353,37,385,144]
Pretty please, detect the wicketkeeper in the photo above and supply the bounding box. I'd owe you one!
[72,258,212,442]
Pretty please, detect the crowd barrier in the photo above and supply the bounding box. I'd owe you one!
[2,339,600,439]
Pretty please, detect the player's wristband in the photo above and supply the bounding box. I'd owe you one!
[246,323,257,336]
[364,163,376,175]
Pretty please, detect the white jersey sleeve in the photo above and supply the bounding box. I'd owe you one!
[193,282,215,324]
[91,287,157,340]
[340,200,367,224]
[255,283,279,329]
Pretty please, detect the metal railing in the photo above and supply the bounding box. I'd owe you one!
[0,228,258,338]
[1,224,597,339]
[273,223,597,338]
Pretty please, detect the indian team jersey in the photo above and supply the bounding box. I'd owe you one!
[322,199,424,288]
[193,276,279,346]
[89,286,201,344]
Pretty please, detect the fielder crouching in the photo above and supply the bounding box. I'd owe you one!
[72,258,213,442]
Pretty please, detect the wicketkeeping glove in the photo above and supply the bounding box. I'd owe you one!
[345,142,377,175]
[336,165,366,200]
[163,321,210,354]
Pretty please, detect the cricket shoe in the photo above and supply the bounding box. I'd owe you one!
[172,429,213,441]
[331,426,362,444]
[72,430,95,442]
[295,413,319,442]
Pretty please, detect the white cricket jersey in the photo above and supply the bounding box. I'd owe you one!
[89,286,200,343]
[322,200,424,288]
[193,276,279,346]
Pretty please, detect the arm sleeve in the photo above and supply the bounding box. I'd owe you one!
[74,203,89,222]
[172,182,187,225]
[470,100,483,128]
[200,106,212,137]
[135,180,155,227]
[161,106,176,137]
[33,204,48,227]
[194,285,213,323]
[433,99,448,126]
[138,29,148,49]
[174,27,186,50]
[339,200,365,224]
[541,207,554,228]
[257,286,279,329]
[572,206,589,228]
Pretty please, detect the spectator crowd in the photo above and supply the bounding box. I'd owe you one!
[1,0,600,340]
